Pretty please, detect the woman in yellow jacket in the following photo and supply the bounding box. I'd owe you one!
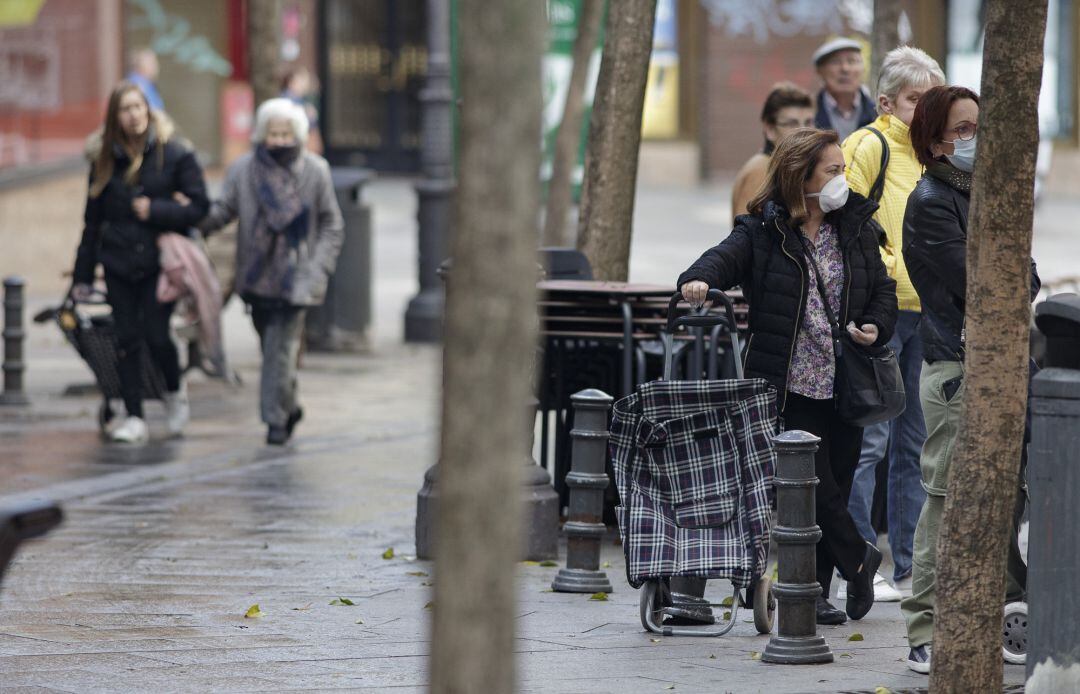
[839,46,944,601]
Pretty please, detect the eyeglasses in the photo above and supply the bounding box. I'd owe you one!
[775,119,816,128]
[944,123,977,141]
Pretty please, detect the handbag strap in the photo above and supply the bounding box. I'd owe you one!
[801,235,845,358]
[860,126,890,205]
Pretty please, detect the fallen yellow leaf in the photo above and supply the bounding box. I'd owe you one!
[589,592,608,601]
[244,604,264,619]
[750,651,761,660]
[382,547,395,560]
[848,633,864,642]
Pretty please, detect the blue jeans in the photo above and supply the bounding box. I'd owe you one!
[847,310,927,581]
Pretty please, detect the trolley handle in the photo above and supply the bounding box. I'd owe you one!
[665,289,739,335]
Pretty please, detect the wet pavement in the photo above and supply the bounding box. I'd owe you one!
[0,178,1054,691]
[0,329,1027,692]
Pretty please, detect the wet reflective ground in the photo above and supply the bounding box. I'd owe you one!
[0,344,1025,693]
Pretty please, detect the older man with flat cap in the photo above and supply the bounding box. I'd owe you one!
[813,37,876,141]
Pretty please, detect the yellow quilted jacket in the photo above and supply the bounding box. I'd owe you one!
[842,114,922,312]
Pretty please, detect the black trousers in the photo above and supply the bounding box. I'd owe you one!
[105,272,180,418]
[782,392,866,597]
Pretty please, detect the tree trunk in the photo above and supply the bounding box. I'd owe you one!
[930,0,1048,691]
[542,0,604,248]
[428,1,543,692]
[870,0,902,94]
[247,0,282,107]
[575,0,657,282]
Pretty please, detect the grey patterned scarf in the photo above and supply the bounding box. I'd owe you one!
[239,145,309,302]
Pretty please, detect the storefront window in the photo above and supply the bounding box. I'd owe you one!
[0,0,121,177]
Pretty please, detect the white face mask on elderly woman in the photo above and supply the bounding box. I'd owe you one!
[805,174,850,213]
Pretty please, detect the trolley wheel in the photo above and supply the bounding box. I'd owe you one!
[97,401,114,438]
[639,579,667,633]
[753,575,776,634]
[1002,601,1027,665]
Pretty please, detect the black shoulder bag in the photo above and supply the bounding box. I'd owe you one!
[804,248,906,427]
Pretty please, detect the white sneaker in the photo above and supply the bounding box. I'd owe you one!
[164,386,189,436]
[837,572,902,602]
[893,574,913,598]
[907,644,931,673]
[110,416,149,444]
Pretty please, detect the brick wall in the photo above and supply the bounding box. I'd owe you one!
[697,0,933,177]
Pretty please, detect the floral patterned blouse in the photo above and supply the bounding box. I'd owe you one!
[788,221,844,400]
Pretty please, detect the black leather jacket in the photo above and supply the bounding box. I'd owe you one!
[902,166,1040,363]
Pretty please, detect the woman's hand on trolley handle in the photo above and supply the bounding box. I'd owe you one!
[70,283,94,302]
[681,280,710,308]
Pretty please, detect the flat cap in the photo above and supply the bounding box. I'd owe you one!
[812,37,863,65]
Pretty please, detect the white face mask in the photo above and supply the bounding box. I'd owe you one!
[944,135,977,172]
[805,174,850,213]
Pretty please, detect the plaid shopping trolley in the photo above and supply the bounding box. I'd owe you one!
[35,291,168,436]
[610,290,779,637]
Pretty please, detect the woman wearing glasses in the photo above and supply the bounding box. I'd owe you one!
[730,83,815,225]
[900,85,1040,673]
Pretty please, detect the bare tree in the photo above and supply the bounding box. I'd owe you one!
[247,0,282,106]
[870,0,902,92]
[542,0,604,247]
[428,0,543,692]
[576,0,657,281]
[930,0,1048,690]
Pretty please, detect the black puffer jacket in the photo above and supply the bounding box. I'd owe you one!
[902,167,1040,363]
[677,193,898,410]
[73,123,209,284]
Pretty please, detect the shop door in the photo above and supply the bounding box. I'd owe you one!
[321,0,426,172]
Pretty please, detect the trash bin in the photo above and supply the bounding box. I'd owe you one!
[305,167,375,352]
[1026,293,1080,690]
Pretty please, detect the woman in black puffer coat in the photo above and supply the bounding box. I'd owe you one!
[678,128,897,625]
[72,82,209,444]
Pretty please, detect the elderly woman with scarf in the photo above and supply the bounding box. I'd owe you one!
[199,98,343,445]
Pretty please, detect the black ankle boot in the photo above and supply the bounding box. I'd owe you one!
[846,541,883,620]
[816,595,847,625]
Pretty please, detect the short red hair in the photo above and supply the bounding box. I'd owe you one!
[909,85,980,168]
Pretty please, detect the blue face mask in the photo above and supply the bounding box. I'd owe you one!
[945,135,977,172]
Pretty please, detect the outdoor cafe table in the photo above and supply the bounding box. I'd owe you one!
[535,280,748,509]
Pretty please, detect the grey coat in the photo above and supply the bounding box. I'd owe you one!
[200,151,344,306]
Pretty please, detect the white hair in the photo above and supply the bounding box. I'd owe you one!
[876,46,946,114]
[252,98,309,144]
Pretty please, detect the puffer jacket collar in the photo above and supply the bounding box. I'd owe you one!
[760,193,879,249]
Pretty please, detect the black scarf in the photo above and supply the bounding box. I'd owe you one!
[926,160,972,194]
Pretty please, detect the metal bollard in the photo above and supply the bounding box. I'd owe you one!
[416,398,559,561]
[762,430,833,664]
[0,277,29,407]
[552,389,614,593]
[522,397,560,560]
[1026,294,1080,691]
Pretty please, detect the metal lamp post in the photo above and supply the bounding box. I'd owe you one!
[404,0,454,342]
